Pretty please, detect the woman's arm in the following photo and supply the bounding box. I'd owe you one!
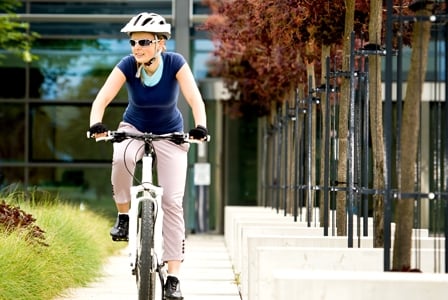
[177,63,207,128]
[89,66,126,126]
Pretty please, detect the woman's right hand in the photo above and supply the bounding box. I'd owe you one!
[87,122,108,138]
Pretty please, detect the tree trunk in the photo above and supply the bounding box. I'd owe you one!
[392,5,432,271]
[369,0,385,248]
[336,0,355,236]
[306,42,316,222]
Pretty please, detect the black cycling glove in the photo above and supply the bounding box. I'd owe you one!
[188,125,208,140]
[87,122,108,138]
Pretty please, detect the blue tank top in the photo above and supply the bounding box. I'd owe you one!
[117,52,186,134]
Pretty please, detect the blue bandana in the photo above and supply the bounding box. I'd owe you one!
[141,55,164,87]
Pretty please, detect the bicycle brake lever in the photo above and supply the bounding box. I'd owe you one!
[111,132,127,143]
[170,133,189,145]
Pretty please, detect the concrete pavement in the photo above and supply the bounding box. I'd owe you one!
[55,234,240,300]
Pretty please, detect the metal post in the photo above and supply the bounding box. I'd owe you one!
[261,124,268,207]
[293,89,300,222]
[323,57,331,236]
[283,104,289,216]
[347,32,356,248]
[275,111,283,212]
[174,0,195,231]
[306,76,313,226]
[362,57,370,237]
[174,0,191,129]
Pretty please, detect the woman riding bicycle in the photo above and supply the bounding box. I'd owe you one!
[87,12,208,300]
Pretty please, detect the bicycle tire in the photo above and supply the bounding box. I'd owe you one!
[136,198,157,300]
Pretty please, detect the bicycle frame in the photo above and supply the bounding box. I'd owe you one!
[128,153,164,274]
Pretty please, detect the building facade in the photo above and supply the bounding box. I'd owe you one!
[0,0,235,232]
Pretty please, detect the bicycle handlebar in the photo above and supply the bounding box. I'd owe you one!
[89,130,210,144]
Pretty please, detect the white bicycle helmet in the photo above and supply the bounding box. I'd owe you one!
[121,12,171,39]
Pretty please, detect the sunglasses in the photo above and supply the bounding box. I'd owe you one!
[129,39,157,47]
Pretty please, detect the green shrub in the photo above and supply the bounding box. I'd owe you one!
[0,195,122,300]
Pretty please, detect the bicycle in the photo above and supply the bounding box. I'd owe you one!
[92,130,208,300]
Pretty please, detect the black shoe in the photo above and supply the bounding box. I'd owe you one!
[164,276,183,299]
[110,214,129,241]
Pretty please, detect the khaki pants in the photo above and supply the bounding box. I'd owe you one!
[111,122,189,261]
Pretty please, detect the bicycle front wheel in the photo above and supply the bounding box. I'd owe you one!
[136,198,157,300]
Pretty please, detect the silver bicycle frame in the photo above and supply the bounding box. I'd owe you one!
[128,154,164,272]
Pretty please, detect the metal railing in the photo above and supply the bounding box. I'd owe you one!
[260,10,448,272]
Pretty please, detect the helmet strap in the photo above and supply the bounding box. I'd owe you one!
[144,36,160,66]
[144,56,157,66]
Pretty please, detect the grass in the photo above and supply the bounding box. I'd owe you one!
[0,191,124,300]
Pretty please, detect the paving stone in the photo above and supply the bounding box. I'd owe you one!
[54,234,240,300]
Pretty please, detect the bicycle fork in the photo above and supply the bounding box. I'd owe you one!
[128,155,164,273]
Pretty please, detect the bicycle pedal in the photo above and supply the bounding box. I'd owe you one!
[111,236,129,242]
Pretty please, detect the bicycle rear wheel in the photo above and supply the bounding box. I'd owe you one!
[136,198,157,300]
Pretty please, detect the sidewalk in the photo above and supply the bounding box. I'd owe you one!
[55,234,241,300]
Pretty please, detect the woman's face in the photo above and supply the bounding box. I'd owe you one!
[129,32,163,64]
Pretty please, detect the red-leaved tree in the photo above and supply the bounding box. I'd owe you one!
[202,0,309,116]
[202,0,439,272]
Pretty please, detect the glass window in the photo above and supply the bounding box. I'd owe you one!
[29,104,125,162]
[193,39,214,79]
[0,104,25,162]
[427,39,446,81]
[0,52,34,99]
[28,166,113,203]
[32,39,129,101]
[0,167,24,189]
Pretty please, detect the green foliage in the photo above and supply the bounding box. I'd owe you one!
[202,0,307,116]
[0,192,123,300]
[0,0,21,13]
[200,0,418,118]
[201,0,351,117]
[0,0,39,62]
